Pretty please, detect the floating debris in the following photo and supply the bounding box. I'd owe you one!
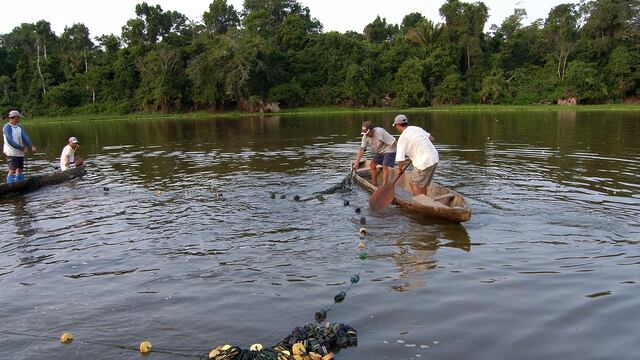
[586,291,612,298]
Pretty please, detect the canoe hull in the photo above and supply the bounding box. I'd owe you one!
[0,165,87,197]
[354,160,471,222]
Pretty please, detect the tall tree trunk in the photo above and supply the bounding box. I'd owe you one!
[84,49,88,73]
[36,39,47,94]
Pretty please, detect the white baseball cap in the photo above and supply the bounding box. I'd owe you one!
[393,114,408,126]
[69,137,79,144]
[8,110,23,118]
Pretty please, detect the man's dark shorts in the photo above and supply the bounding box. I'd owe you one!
[6,156,24,170]
[372,152,396,168]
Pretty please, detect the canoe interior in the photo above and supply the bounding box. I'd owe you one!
[354,160,471,222]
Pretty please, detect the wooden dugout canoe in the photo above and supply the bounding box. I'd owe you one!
[353,160,471,222]
[0,165,87,198]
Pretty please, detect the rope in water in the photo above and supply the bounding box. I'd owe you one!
[0,329,208,357]
[3,173,366,359]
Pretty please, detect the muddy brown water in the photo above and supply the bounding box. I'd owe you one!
[1,111,639,359]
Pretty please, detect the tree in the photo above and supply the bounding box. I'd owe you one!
[479,68,507,104]
[363,16,398,42]
[406,19,443,52]
[203,0,240,34]
[565,61,608,102]
[342,63,369,105]
[61,23,94,77]
[433,73,463,105]
[581,0,640,56]
[394,57,427,107]
[439,0,489,73]
[400,13,424,34]
[605,46,636,98]
[136,45,185,112]
[544,4,579,79]
[242,0,321,38]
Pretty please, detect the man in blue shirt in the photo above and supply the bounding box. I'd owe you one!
[3,110,36,183]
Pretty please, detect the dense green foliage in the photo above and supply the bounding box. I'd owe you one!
[1,0,639,116]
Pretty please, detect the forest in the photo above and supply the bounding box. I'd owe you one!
[0,0,638,116]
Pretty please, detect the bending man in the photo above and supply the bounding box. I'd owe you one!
[393,114,438,196]
[3,110,36,183]
[353,121,396,187]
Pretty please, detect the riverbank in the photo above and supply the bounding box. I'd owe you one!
[22,104,640,124]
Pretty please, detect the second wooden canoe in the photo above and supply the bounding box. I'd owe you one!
[0,165,87,198]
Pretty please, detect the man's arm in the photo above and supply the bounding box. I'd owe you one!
[20,127,34,151]
[353,148,365,170]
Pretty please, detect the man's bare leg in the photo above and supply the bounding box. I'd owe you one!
[370,162,379,187]
[381,166,390,185]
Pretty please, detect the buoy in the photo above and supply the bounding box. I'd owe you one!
[209,344,233,359]
[250,343,263,351]
[351,274,360,284]
[359,252,367,260]
[355,207,361,214]
[103,187,109,191]
[334,291,346,303]
[359,217,366,225]
[270,193,276,199]
[343,200,350,206]
[359,227,367,236]
[59,332,73,344]
[139,341,152,353]
[315,309,327,322]
[280,194,286,199]
[292,342,307,355]
[357,242,365,250]
[293,195,301,201]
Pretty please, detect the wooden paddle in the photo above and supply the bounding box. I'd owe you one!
[369,161,411,211]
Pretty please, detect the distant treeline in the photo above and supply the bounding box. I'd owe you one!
[0,0,639,116]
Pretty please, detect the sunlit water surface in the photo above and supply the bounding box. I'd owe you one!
[1,111,639,359]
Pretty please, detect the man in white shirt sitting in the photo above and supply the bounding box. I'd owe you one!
[60,137,83,171]
[393,114,439,196]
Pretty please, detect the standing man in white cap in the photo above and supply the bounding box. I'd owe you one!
[60,137,83,171]
[393,114,439,196]
[3,110,36,183]
[352,121,397,187]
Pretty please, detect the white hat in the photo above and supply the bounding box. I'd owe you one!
[69,137,79,144]
[393,114,408,126]
[8,110,23,118]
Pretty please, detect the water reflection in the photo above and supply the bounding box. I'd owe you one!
[382,221,470,292]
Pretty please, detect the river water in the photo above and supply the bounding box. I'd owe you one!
[1,111,639,360]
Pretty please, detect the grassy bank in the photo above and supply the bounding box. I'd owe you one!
[22,104,640,124]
